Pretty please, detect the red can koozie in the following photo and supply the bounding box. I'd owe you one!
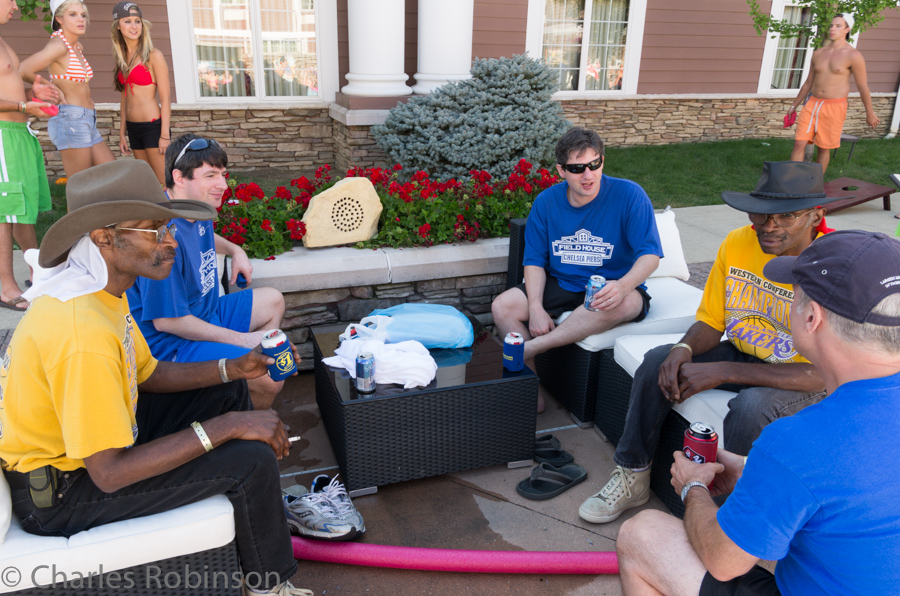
[683,422,718,465]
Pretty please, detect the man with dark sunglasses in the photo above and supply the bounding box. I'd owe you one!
[578,161,841,525]
[125,133,288,410]
[492,127,663,412]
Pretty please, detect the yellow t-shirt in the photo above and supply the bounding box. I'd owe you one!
[0,290,158,473]
[696,225,821,365]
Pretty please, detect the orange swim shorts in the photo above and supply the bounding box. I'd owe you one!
[794,96,848,150]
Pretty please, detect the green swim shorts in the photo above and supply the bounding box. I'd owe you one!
[0,120,51,224]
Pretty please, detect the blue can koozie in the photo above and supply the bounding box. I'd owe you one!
[236,273,249,288]
[503,332,525,372]
[260,329,297,381]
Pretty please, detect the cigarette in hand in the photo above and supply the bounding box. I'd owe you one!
[288,435,302,443]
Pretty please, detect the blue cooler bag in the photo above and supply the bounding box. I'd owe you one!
[365,303,474,349]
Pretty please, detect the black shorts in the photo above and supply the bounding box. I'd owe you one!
[126,119,163,150]
[700,566,780,596]
[516,274,651,322]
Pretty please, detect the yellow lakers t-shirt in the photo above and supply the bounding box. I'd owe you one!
[696,225,822,365]
[0,290,158,473]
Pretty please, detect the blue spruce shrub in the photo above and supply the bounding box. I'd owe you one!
[372,54,570,180]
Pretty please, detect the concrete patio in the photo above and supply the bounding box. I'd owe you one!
[0,195,896,595]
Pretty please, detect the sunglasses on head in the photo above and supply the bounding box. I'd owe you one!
[173,138,218,168]
[561,157,603,174]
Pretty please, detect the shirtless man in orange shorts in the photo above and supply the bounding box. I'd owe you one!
[787,13,879,174]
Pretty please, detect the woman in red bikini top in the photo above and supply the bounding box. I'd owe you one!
[20,0,115,176]
[111,1,171,184]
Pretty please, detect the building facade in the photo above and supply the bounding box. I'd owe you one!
[9,0,900,177]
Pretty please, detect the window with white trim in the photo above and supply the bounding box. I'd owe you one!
[526,0,646,95]
[190,0,318,99]
[769,5,814,89]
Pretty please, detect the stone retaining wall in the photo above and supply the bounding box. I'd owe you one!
[275,273,507,371]
[34,105,334,179]
[36,95,894,178]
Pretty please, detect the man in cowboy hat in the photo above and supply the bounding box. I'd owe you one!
[579,161,842,525]
[0,160,311,596]
[616,230,900,595]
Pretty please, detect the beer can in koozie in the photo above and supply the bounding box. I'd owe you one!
[355,352,376,394]
[260,329,297,381]
[503,332,525,372]
[584,275,607,311]
[683,422,718,465]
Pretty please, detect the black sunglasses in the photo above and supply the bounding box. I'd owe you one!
[174,138,218,168]
[561,157,603,174]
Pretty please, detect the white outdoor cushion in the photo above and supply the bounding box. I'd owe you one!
[649,208,689,281]
[0,473,10,545]
[614,334,734,445]
[0,493,234,593]
[556,277,702,352]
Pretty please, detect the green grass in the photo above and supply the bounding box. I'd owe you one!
[604,137,900,209]
[34,137,900,243]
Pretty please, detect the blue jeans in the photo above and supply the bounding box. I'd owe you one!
[9,381,297,590]
[613,342,825,468]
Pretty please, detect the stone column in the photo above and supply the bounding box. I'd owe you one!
[341,0,412,97]
[412,0,474,94]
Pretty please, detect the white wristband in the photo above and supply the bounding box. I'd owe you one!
[191,421,214,453]
[218,358,230,383]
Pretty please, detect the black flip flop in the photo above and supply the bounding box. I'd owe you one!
[533,434,574,467]
[516,462,587,501]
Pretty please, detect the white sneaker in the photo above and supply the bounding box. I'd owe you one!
[243,580,313,596]
[578,465,650,524]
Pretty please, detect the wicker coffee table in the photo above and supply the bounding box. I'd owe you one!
[312,325,539,496]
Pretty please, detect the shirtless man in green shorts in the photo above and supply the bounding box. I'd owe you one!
[786,13,879,174]
[0,0,58,310]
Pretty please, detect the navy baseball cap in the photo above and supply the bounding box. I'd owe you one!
[764,230,900,326]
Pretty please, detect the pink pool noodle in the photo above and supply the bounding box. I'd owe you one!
[292,536,619,574]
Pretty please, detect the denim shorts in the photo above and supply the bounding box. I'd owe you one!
[47,105,104,150]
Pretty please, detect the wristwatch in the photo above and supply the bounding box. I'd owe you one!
[681,480,710,503]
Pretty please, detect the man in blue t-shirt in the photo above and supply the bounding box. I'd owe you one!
[491,128,662,412]
[616,230,900,596]
[126,134,287,409]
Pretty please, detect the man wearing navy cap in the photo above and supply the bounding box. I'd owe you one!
[616,230,900,595]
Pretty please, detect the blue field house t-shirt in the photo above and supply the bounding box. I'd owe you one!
[523,175,663,292]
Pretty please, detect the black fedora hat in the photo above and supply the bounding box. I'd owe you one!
[721,161,847,214]
[39,161,216,268]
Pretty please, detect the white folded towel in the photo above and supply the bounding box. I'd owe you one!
[323,338,437,389]
[22,236,109,303]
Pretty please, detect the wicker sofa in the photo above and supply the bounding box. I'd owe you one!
[505,209,704,430]
[613,334,735,518]
[0,471,242,595]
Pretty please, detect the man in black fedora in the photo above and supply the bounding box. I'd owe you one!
[0,160,311,596]
[579,161,843,525]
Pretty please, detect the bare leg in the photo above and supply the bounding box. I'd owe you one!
[492,287,548,411]
[815,144,831,175]
[790,139,808,162]
[12,223,37,284]
[246,287,288,410]
[618,510,708,596]
[0,223,25,305]
[60,147,94,178]
[91,142,116,167]
[141,148,167,185]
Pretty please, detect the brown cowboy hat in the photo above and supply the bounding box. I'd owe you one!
[721,161,847,214]
[39,160,216,268]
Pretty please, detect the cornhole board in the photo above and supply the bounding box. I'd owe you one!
[823,177,894,213]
